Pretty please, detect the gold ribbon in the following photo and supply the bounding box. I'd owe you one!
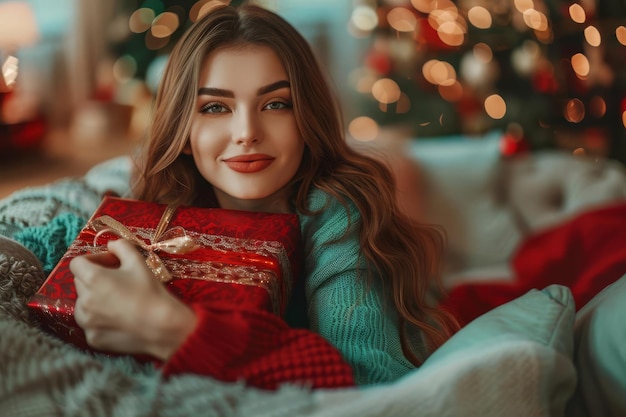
[90,204,200,283]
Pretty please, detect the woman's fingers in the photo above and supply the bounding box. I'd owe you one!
[70,255,106,288]
[106,239,147,268]
[74,292,98,328]
[70,239,146,284]
[69,242,196,358]
[81,251,121,268]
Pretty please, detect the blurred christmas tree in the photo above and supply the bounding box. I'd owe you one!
[348,0,626,162]
[101,0,625,161]
[91,0,249,138]
[107,0,246,82]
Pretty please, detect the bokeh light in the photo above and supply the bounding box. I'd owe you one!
[484,94,506,119]
[513,0,534,13]
[511,40,540,76]
[568,4,586,23]
[437,21,465,46]
[352,5,378,32]
[410,0,433,14]
[113,55,137,82]
[431,60,457,86]
[2,56,18,88]
[438,81,463,102]
[564,98,585,123]
[427,1,466,47]
[422,59,458,86]
[371,78,402,103]
[387,7,417,32]
[151,11,179,38]
[129,8,155,33]
[422,59,439,84]
[349,116,379,142]
[467,6,492,29]
[349,67,377,94]
[584,25,601,47]
[534,27,554,44]
[523,9,549,31]
[571,53,590,78]
[473,43,493,62]
[145,30,170,50]
[615,26,626,46]
[190,0,231,22]
[460,51,498,88]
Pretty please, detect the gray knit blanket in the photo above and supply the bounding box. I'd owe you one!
[0,235,324,417]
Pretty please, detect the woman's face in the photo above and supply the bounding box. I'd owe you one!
[186,45,304,212]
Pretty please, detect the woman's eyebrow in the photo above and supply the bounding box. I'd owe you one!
[197,80,290,97]
[257,80,290,95]
[197,87,233,97]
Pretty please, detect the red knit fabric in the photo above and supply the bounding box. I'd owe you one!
[160,301,355,390]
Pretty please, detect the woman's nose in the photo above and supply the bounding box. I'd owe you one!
[232,109,262,146]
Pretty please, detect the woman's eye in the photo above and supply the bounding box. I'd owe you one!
[264,101,291,110]
[200,103,228,114]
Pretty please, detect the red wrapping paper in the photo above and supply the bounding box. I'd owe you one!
[27,196,303,354]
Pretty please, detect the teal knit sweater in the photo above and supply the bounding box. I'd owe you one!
[15,189,415,386]
[300,189,414,385]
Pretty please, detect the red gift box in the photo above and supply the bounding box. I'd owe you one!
[27,196,303,354]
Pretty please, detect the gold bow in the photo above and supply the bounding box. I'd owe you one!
[90,204,200,283]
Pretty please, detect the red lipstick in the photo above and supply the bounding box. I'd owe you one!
[223,154,275,173]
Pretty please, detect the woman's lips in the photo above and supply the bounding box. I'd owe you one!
[223,154,274,173]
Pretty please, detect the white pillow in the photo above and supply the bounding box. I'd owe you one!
[310,284,577,417]
[405,131,523,273]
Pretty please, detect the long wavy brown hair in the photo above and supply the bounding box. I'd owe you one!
[132,3,459,365]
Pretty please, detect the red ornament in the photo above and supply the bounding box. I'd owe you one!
[499,132,530,157]
[532,67,559,93]
[415,17,456,51]
[0,91,47,155]
[365,49,392,75]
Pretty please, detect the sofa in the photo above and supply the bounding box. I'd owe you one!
[352,130,626,289]
[0,131,625,416]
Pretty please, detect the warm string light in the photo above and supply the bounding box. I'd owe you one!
[349,116,379,141]
[347,0,626,152]
[1,56,19,91]
[119,1,623,154]
[127,0,232,51]
[616,26,626,46]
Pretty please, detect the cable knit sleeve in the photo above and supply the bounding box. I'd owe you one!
[160,301,355,389]
[299,189,414,385]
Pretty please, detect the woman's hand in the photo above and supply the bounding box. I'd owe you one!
[70,238,197,360]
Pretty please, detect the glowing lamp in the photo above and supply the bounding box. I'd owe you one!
[0,1,39,92]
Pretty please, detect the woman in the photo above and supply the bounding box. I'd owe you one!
[69,3,459,387]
